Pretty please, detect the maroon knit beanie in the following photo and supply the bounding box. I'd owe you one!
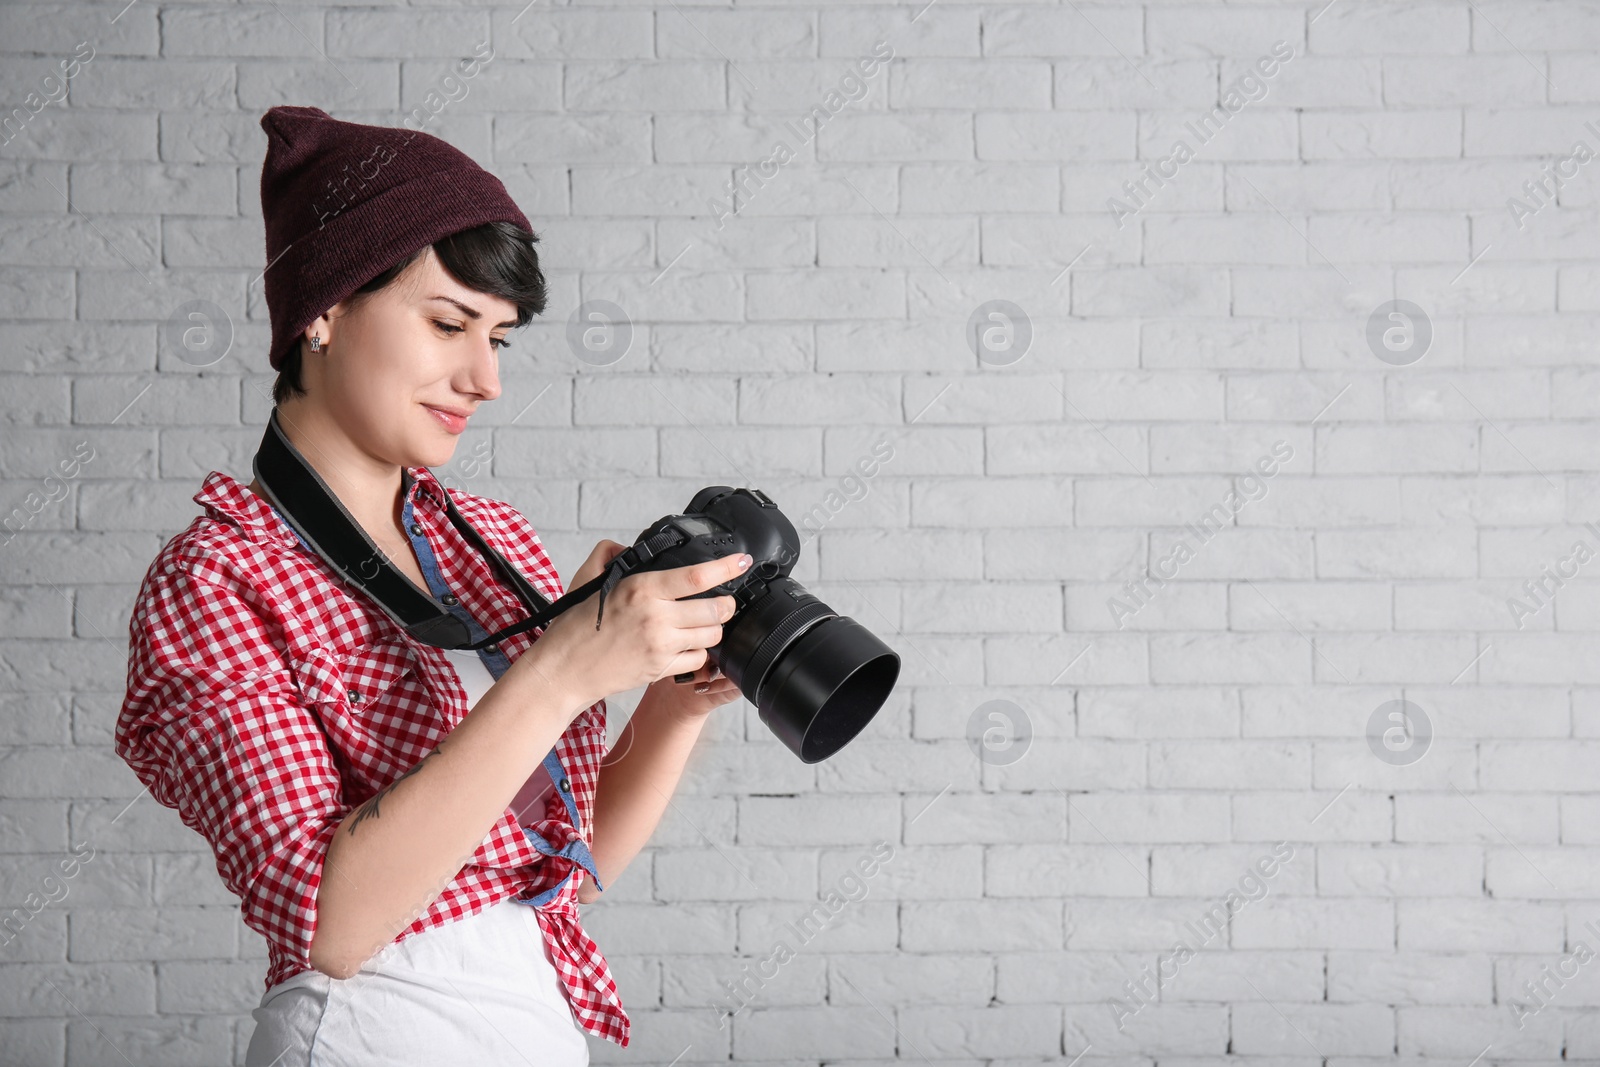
[258,105,533,371]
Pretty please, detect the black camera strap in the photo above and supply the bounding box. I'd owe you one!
[250,409,648,650]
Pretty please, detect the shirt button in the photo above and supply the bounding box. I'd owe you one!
[441,593,459,606]
[558,777,570,792]
[348,689,362,704]
[483,643,500,654]
[409,522,424,536]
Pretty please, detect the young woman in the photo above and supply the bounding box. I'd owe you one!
[115,106,751,1066]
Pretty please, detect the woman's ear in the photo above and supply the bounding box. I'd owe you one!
[304,306,340,354]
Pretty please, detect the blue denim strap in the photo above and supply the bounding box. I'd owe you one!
[400,493,603,896]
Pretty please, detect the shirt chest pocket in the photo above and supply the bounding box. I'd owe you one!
[335,640,416,711]
[294,638,434,755]
[292,639,419,723]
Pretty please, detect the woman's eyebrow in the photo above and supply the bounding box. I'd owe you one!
[427,295,518,329]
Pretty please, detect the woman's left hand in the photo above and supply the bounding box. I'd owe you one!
[648,659,743,720]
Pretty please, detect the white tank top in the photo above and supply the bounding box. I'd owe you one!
[244,651,589,1067]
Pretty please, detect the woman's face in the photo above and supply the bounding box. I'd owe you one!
[297,246,514,470]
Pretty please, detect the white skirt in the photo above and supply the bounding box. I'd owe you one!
[244,895,590,1067]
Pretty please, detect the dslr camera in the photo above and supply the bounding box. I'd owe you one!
[599,486,900,764]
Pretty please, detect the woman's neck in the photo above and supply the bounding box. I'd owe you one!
[265,399,406,539]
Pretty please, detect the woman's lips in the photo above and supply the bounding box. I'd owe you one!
[424,405,469,435]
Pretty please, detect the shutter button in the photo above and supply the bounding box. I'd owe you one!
[558,776,570,792]
[409,522,424,536]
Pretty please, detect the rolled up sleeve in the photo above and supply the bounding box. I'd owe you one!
[116,561,350,977]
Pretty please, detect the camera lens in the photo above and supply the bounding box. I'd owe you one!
[713,576,900,764]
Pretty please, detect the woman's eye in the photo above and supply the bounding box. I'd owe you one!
[434,321,510,349]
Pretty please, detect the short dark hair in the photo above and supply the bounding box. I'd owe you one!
[273,219,548,406]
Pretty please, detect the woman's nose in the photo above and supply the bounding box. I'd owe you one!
[468,338,502,401]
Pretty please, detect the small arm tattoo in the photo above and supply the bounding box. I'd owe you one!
[347,741,445,837]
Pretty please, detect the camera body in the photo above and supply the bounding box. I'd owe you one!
[623,485,799,602]
[608,485,899,764]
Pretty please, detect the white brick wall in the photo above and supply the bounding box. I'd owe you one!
[3,0,1599,1063]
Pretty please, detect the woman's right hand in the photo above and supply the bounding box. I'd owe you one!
[523,546,752,715]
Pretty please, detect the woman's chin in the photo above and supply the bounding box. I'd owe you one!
[402,436,459,472]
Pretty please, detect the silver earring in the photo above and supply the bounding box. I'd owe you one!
[310,336,322,352]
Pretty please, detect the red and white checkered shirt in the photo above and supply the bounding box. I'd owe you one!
[115,466,631,1048]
